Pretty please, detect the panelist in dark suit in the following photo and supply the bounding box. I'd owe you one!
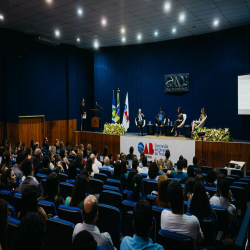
[80,98,86,131]
[155,108,169,137]
[136,109,145,136]
[171,107,183,137]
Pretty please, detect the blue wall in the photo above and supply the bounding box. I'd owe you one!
[94,25,250,140]
[0,28,94,131]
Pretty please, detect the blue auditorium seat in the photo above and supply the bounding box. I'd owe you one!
[106,178,123,193]
[8,204,16,218]
[228,174,240,181]
[146,179,158,195]
[99,168,112,177]
[158,229,194,250]
[0,190,14,205]
[36,173,48,183]
[66,179,76,184]
[94,173,108,183]
[46,218,75,250]
[184,201,190,214]
[226,176,235,186]
[140,173,148,178]
[8,216,20,243]
[58,205,82,225]
[89,178,104,194]
[122,190,132,200]
[218,167,227,176]
[233,182,250,201]
[13,192,22,214]
[146,194,157,206]
[103,185,120,193]
[97,204,122,249]
[38,200,57,216]
[201,166,212,174]
[58,173,68,183]
[99,190,122,210]
[231,169,244,178]
[205,186,217,197]
[239,178,250,185]
[211,205,229,233]
[59,182,74,199]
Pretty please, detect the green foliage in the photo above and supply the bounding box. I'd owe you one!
[104,123,125,135]
[193,127,233,142]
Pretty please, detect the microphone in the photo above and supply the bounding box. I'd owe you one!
[96,102,97,105]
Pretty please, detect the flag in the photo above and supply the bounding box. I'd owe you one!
[112,91,116,123]
[122,92,129,132]
[116,89,120,124]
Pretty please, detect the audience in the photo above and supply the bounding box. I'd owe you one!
[127,146,136,160]
[65,175,88,209]
[193,156,199,168]
[167,160,188,179]
[127,174,145,202]
[86,144,92,158]
[68,153,85,179]
[72,230,97,250]
[132,158,139,172]
[126,169,137,190]
[25,147,32,160]
[72,195,115,250]
[103,146,108,157]
[155,178,170,208]
[138,157,148,174]
[147,162,159,181]
[121,160,128,179]
[11,153,25,182]
[41,172,64,209]
[108,154,114,166]
[38,155,57,175]
[164,149,173,170]
[0,168,17,194]
[42,137,49,152]
[18,159,43,197]
[0,151,10,174]
[157,158,165,171]
[33,148,42,176]
[93,148,102,169]
[183,177,195,201]
[206,170,216,187]
[0,199,8,250]
[121,200,164,250]
[195,174,204,183]
[110,162,126,190]
[85,158,95,178]
[187,165,195,178]
[60,147,70,166]
[89,154,99,174]
[103,156,113,171]
[139,151,145,162]
[161,180,203,246]
[54,139,60,150]
[182,158,188,172]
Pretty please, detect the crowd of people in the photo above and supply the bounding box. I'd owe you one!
[0,137,237,250]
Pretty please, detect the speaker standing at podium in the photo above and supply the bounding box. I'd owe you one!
[80,98,86,131]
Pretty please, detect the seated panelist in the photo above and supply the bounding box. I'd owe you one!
[171,107,183,137]
[155,108,169,137]
[136,109,145,136]
[191,108,207,133]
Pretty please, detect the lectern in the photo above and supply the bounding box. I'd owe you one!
[91,109,101,130]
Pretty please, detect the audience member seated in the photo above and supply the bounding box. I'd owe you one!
[127,146,136,160]
[187,165,195,178]
[103,156,113,171]
[60,147,70,166]
[110,162,127,190]
[24,147,33,160]
[50,145,56,161]
[18,159,43,196]
[132,158,139,172]
[72,230,98,250]
[182,158,188,172]
[121,200,164,250]
[85,158,96,178]
[157,158,165,171]
[108,154,114,166]
[155,176,170,208]
[116,154,121,163]
[103,146,108,157]
[41,172,64,210]
[127,174,145,202]
[42,137,49,152]
[183,177,195,201]
[10,212,46,250]
[72,195,115,250]
[12,153,25,182]
[0,151,10,174]
[187,182,217,222]
[65,175,88,209]
[54,155,65,173]
[0,199,8,250]
[193,156,199,169]
[164,149,173,170]
[86,144,92,158]
[139,151,145,162]
[17,186,47,222]
[90,154,99,174]
[121,160,128,179]
[68,153,85,179]
[195,174,204,183]
[93,148,102,169]
[206,170,216,187]
[126,169,137,190]
[138,157,148,174]
[167,160,188,180]
[38,156,58,175]
[0,169,17,194]
[147,162,159,181]
[210,177,236,223]
[161,180,203,247]
[60,141,64,149]
[33,148,42,176]
[54,139,60,150]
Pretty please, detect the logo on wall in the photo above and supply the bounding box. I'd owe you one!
[138,142,154,155]
[165,73,189,93]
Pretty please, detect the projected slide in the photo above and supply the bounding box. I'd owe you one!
[238,75,250,115]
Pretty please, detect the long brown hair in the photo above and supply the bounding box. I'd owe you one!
[201,108,206,116]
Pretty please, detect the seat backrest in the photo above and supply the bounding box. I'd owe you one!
[177,114,187,128]
[196,116,207,129]
[106,178,123,193]
[226,176,235,186]
[152,206,171,234]
[99,168,112,177]
[211,205,229,232]
[99,190,122,210]
[201,166,212,174]
[230,186,247,208]
[158,229,194,250]
[38,200,57,216]
[97,204,121,249]
[205,187,217,197]
[231,169,244,178]
[233,182,250,200]
[199,217,216,247]
[8,217,21,244]
[59,182,74,199]
[0,190,14,205]
[58,173,68,183]
[146,180,158,195]
[239,178,250,185]
[94,173,108,183]
[13,193,22,214]
[218,167,228,176]
[89,178,104,194]
[46,218,75,250]
[36,173,48,183]
[122,190,132,200]
[66,179,76,184]
[8,204,16,218]
[146,194,157,206]
[58,205,82,225]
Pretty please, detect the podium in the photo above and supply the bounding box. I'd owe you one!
[91,109,101,130]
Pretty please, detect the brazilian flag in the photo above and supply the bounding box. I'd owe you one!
[112,91,116,124]
[116,89,120,124]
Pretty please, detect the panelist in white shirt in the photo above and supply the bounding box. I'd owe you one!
[136,109,145,136]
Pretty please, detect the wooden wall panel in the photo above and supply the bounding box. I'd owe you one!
[7,123,19,146]
[195,141,250,171]
[74,131,120,157]
[19,117,44,147]
[45,119,77,146]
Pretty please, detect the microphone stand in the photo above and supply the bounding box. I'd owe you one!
[96,103,103,132]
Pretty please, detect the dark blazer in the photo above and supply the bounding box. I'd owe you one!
[42,142,49,152]
[33,158,42,176]
[38,167,60,176]
[80,104,86,116]
[156,112,168,121]
[126,153,136,160]
[136,113,145,121]
[54,144,60,150]
[18,176,43,197]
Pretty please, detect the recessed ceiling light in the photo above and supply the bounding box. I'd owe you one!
[154,31,158,37]
[94,40,99,49]
[77,38,80,42]
[179,13,185,22]
[137,34,142,41]
[101,18,107,26]
[172,28,176,33]
[0,15,4,20]
[77,8,83,16]
[164,2,171,11]
[121,28,125,34]
[55,30,60,37]
[213,19,219,26]
[46,0,52,3]
[122,37,126,43]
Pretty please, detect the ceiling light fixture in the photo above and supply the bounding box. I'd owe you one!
[154,31,158,37]
[122,37,126,43]
[94,40,99,49]
[77,38,80,42]
[172,28,176,33]
[77,8,83,16]
[101,18,107,26]
[55,30,60,37]
[137,34,142,41]
[121,28,125,34]
[164,2,171,11]
[0,15,4,20]
[179,13,185,22]
[213,19,219,26]
[46,0,52,3]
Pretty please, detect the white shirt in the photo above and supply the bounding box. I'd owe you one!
[137,166,148,174]
[161,209,203,242]
[209,196,237,222]
[95,158,102,169]
[90,164,99,177]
